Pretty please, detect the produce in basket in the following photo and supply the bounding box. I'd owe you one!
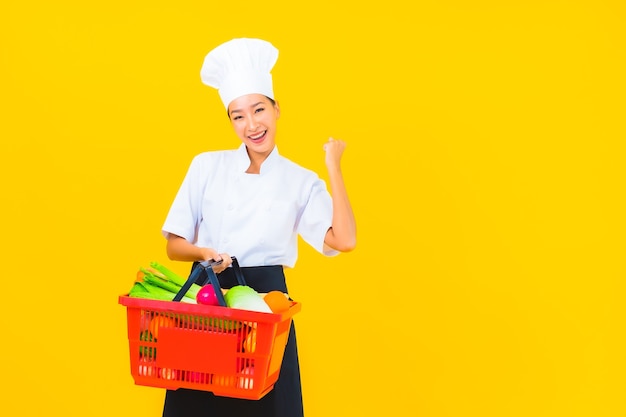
[212,374,236,387]
[149,316,176,339]
[128,263,201,303]
[243,328,257,353]
[224,285,272,313]
[127,262,293,316]
[160,367,178,380]
[238,366,255,390]
[188,371,208,384]
[138,357,155,377]
[263,291,292,313]
[196,284,220,306]
[139,330,156,357]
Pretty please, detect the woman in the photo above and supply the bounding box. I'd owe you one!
[160,38,356,417]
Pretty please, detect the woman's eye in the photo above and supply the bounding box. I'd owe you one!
[255,107,265,113]
[233,115,243,120]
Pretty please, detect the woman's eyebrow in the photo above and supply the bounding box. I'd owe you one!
[230,102,265,114]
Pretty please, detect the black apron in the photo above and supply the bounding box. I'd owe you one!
[162,265,304,417]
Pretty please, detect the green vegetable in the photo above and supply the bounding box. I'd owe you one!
[127,262,200,304]
[139,330,156,357]
[176,313,241,331]
[149,262,203,299]
[128,281,196,303]
[224,285,272,313]
[140,268,188,295]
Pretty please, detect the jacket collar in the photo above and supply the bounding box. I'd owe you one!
[234,143,279,174]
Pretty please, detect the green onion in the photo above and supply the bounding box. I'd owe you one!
[149,261,203,299]
[128,281,196,304]
[140,268,186,295]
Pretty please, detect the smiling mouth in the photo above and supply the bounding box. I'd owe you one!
[248,130,266,142]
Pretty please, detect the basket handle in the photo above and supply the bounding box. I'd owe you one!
[203,256,247,286]
[172,256,246,306]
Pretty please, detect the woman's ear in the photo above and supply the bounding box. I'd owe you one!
[274,101,280,119]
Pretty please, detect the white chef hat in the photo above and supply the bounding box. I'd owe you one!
[200,38,279,109]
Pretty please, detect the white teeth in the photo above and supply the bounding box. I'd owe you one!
[249,131,265,140]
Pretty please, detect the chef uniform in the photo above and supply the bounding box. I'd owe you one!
[160,38,337,417]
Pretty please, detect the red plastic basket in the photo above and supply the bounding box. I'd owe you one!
[119,260,301,400]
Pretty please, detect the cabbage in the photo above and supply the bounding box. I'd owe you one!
[224,285,272,313]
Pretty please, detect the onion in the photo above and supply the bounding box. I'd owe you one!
[196,285,220,306]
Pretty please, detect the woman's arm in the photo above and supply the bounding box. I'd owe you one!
[323,137,357,252]
[166,234,232,272]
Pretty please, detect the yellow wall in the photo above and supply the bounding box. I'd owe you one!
[1,1,624,416]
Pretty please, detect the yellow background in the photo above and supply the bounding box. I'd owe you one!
[1,1,624,416]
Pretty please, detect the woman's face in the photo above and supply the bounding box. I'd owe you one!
[228,94,280,159]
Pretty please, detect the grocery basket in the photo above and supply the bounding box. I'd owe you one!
[119,257,301,400]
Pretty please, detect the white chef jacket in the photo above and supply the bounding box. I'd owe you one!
[162,143,338,268]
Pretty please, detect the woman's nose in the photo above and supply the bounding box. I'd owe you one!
[247,117,260,130]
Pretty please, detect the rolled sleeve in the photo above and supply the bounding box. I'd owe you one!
[161,156,204,243]
[297,179,338,257]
